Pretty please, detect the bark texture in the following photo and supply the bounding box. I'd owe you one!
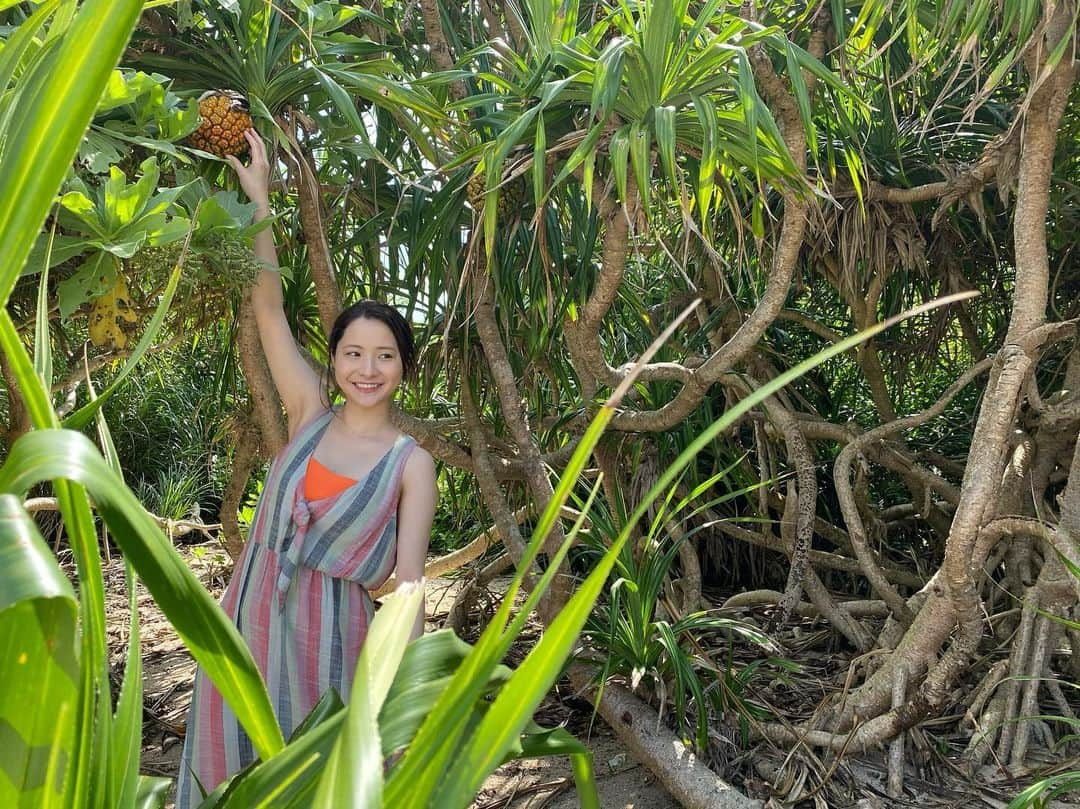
[569,670,764,809]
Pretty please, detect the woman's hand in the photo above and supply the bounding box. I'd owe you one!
[226,129,271,211]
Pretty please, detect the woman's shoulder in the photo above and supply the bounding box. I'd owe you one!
[401,440,436,482]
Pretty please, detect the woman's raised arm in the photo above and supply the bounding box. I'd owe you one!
[228,130,324,429]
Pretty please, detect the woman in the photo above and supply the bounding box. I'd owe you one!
[176,130,437,807]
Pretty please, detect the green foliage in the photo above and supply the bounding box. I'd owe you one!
[81,68,201,173]
[0,495,78,809]
[48,157,188,317]
[580,470,790,750]
[103,343,234,519]
[3,0,1073,805]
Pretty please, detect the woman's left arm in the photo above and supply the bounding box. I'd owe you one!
[396,446,438,640]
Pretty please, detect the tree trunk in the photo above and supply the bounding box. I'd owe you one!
[835,4,1078,738]
[236,295,287,457]
[569,670,763,809]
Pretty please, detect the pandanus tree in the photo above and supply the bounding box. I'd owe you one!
[400,0,1080,802]
[5,0,1080,806]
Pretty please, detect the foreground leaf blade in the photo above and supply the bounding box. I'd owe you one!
[0,430,286,761]
[0,495,78,809]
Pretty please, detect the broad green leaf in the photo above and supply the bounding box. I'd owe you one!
[378,630,512,756]
[0,0,144,305]
[24,234,90,276]
[133,777,170,809]
[57,252,117,320]
[313,584,424,809]
[0,495,78,809]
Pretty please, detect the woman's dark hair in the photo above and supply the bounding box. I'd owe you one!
[325,300,417,400]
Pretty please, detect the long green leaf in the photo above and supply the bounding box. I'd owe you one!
[0,308,110,809]
[653,105,678,190]
[518,726,599,809]
[90,378,141,809]
[0,0,144,307]
[641,0,676,103]
[609,124,630,202]
[0,495,78,809]
[33,221,55,393]
[211,704,345,808]
[691,93,717,234]
[312,584,424,808]
[0,430,286,762]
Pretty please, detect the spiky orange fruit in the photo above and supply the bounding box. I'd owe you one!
[189,91,252,157]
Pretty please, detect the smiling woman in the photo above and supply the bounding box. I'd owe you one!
[175,131,438,807]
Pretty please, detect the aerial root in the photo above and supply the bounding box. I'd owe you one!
[886,664,908,798]
[446,551,513,635]
[1010,613,1058,768]
[963,689,1008,772]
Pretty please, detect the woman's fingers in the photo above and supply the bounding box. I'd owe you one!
[245,129,268,167]
[224,130,272,206]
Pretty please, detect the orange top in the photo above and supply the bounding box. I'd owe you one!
[304,456,357,501]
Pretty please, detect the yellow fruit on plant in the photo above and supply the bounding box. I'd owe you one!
[88,274,139,350]
[189,91,252,157]
[466,173,486,210]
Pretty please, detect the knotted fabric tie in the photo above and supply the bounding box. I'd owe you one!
[275,494,316,610]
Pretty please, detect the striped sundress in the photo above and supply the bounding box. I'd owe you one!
[175,409,416,807]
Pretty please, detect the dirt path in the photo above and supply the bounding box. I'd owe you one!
[104,544,678,808]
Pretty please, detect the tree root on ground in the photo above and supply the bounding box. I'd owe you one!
[568,668,764,809]
[720,589,889,620]
[445,551,514,635]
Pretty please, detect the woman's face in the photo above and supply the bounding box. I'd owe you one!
[332,317,404,409]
